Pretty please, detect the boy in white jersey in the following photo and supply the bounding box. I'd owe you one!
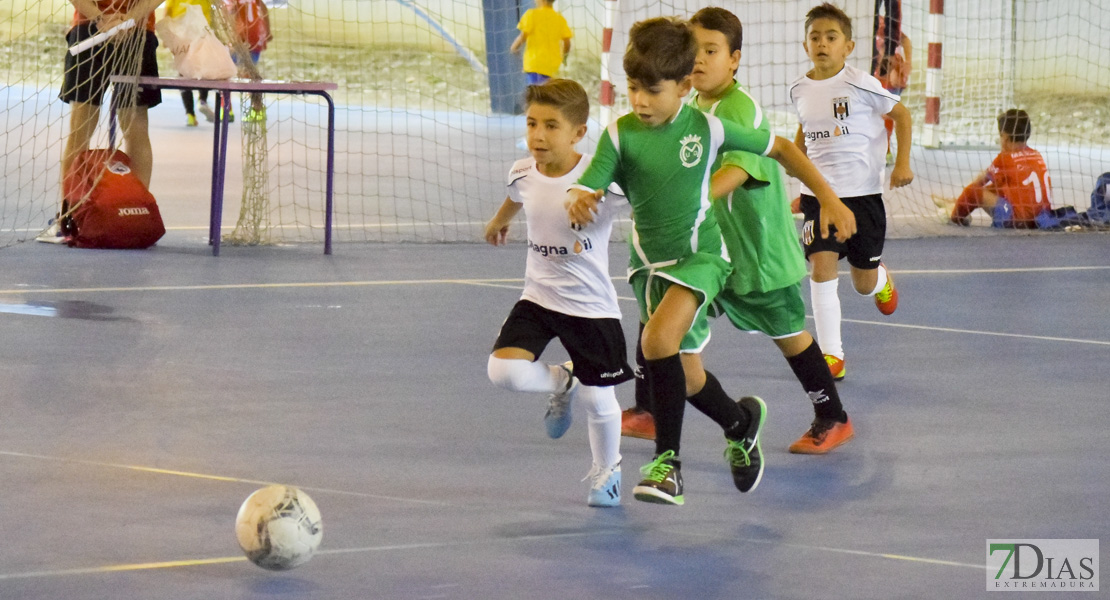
[485,80,632,507]
[567,18,855,505]
[791,2,913,382]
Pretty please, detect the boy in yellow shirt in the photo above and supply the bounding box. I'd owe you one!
[163,0,215,125]
[510,0,572,85]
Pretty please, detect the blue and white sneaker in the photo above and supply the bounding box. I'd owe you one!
[544,361,577,439]
[35,219,67,244]
[584,462,621,507]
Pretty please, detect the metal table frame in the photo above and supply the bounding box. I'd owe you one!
[111,76,338,255]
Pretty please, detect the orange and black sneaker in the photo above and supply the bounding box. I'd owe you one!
[824,354,845,381]
[621,407,656,440]
[789,415,855,454]
[874,265,899,315]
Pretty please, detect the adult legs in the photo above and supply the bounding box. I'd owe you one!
[117,105,152,187]
[61,101,101,196]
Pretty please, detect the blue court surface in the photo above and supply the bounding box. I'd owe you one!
[0,232,1105,599]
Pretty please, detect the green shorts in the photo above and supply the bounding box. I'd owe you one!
[630,253,730,353]
[709,281,807,339]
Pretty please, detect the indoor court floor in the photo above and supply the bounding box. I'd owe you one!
[0,231,1105,599]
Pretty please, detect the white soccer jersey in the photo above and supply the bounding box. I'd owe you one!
[789,64,900,197]
[506,155,624,319]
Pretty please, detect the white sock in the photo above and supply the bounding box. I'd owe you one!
[486,356,566,393]
[810,278,843,359]
[864,264,889,296]
[576,384,621,469]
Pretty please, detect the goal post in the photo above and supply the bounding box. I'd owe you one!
[596,0,1110,234]
[1,0,1107,248]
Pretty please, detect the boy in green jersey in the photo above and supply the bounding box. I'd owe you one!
[623,7,856,455]
[566,17,855,505]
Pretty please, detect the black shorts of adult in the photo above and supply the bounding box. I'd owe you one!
[492,300,634,387]
[61,23,162,108]
[799,193,887,270]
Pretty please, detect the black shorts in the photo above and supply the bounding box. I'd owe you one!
[492,300,634,387]
[61,24,162,108]
[800,193,887,270]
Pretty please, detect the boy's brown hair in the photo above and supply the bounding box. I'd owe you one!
[805,2,853,40]
[690,7,743,54]
[525,79,589,126]
[998,109,1032,143]
[623,17,697,86]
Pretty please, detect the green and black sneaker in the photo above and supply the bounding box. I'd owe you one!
[632,450,684,505]
[725,396,766,493]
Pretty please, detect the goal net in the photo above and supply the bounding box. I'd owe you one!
[2,0,1107,248]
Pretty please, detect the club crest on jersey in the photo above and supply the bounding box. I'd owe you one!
[801,220,815,246]
[679,134,703,168]
[832,97,850,120]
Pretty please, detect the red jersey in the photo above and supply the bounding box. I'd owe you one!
[73,0,157,32]
[227,0,272,52]
[987,147,1053,220]
[873,19,909,91]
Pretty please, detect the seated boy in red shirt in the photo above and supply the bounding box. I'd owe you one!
[949,109,1053,228]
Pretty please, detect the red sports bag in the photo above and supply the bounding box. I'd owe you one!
[62,149,166,249]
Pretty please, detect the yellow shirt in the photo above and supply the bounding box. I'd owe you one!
[517,6,572,77]
[164,0,213,22]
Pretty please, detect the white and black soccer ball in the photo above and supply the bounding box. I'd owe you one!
[235,485,323,571]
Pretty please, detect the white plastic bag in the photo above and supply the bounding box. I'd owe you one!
[175,35,238,79]
[155,4,208,54]
[156,4,237,80]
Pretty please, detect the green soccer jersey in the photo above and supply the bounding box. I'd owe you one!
[692,82,808,295]
[576,103,774,274]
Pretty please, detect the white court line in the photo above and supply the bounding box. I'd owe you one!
[0,532,618,581]
[9,219,639,234]
[892,266,1109,274]
[0,450,450,507]
[2,262,1103,296]
[0,535,987,581]
[0,521,988,581]
[452,280,1110,347]
[0,274,1104,344]
[835,317,1110,346]
[0,278,523,295]
[0,449,990,579]
[752,540,987,570]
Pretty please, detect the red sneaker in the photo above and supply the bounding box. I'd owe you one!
[874,265,898,315]
[621,407,656,440]
[788,416,854,454]
[824,354,845,381]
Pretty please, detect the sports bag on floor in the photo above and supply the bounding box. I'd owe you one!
[63,149,166,249]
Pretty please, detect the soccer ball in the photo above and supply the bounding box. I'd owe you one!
[235,485,323,571]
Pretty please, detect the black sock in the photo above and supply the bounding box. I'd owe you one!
[644,353,686,458]
[786,341,847,422]
[687,370,748,439]
[633,322,651,412]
